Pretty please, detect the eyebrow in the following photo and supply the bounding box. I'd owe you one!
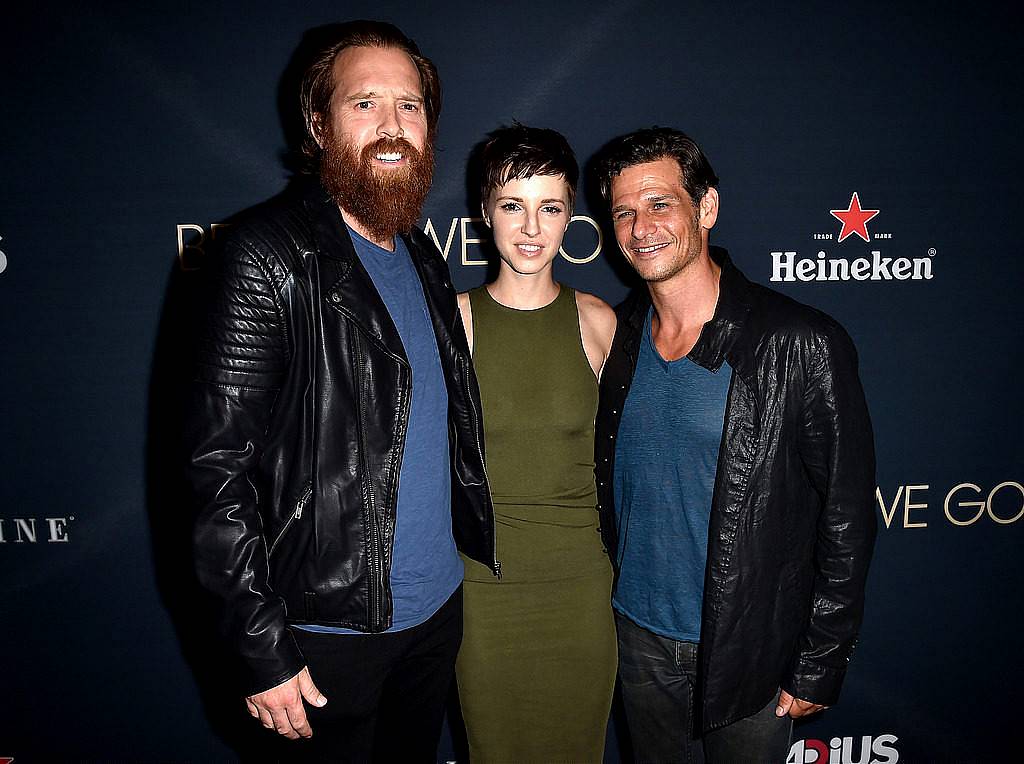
[612,192,677,211]
[345,90,424,102]
[495,196,566,204]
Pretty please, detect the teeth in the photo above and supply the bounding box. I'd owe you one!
[376,152,403,162]
[518,244,542,253]
[635,244,664,254]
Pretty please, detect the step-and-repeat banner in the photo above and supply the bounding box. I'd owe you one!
[3,2,1020,762]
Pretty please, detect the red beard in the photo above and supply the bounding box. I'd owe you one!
[320,131,434,243]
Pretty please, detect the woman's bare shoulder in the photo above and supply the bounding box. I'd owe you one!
[574,290,617,333]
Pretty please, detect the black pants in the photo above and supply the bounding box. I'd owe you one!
[616,611,792,764]
[282,586,463,764]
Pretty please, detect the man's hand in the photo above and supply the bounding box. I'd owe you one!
[245,666,327,739]
[776,689,826,719]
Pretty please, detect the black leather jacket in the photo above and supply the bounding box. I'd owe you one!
[185,183,496,696]
[595,248,876,731]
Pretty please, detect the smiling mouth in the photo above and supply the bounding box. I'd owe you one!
[516,243,543,255]
[632,242,669,255]
[375,152,405,163]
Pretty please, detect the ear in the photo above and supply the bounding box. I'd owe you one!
[698,187,719,231]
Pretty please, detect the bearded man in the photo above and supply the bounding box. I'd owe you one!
[185,21,496,762]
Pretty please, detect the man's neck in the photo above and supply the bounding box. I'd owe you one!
[340,207,396,252]
[647,248,721,361]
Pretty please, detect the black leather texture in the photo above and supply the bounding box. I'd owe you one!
[184,183,495,695]
[595,248,877,731]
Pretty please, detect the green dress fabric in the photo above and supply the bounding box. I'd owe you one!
[456,285,616,763]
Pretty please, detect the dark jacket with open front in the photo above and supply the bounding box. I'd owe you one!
[595,248,876,731]
[185,183,496,696]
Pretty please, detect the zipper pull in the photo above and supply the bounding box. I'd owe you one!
[492,560,502,580]
[294,489,311,520]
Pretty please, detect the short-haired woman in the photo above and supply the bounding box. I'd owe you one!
[455,124,617,762]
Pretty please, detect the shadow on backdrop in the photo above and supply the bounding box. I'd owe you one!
[144,24,340,760]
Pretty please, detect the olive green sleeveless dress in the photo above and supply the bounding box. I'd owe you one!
[456,285,616,763]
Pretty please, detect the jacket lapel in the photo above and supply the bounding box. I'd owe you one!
[407,231,460,330]
[688,247,759,403]
[309,188,406,359]
[620,290,649,366]
[405,230,474,364]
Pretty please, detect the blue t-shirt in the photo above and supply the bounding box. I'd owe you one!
[612,307,731,642]
[299,228,462,634]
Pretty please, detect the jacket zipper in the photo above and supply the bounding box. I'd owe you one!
[387,362,412,598]
[351,333,383,630]
[269,485,312,557]
[460,354,501,579]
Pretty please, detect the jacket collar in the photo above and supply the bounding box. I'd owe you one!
[304,180,456,358]
[306,181,426,262]
[689,247,756,388]
[306,181,408,358]
[308,181,356,268]
[622,246,758,393]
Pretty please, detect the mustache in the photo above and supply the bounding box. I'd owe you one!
[319,127,435,242]
[360,136,421,161]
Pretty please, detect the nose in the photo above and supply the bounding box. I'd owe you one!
[377,103,404,140]
[521,210,540,237]
[631,210,654,240]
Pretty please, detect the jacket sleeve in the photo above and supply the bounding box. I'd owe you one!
[184,237,305,696]
[786,321,877,705]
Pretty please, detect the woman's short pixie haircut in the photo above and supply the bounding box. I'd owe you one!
[594,126,719,208]
[479,124,579,210]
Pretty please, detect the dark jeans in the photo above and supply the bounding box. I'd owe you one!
[279,586,463,763]
[616,611,792,764]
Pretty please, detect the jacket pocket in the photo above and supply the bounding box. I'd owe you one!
[269,483,313,557]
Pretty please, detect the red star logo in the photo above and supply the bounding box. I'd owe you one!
[830,192,879,243]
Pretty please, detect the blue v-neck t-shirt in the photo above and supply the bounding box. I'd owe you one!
[612,307,732,641]
[299,227,462,634]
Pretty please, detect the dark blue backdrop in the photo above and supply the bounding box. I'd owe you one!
[3,2,1021,762]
